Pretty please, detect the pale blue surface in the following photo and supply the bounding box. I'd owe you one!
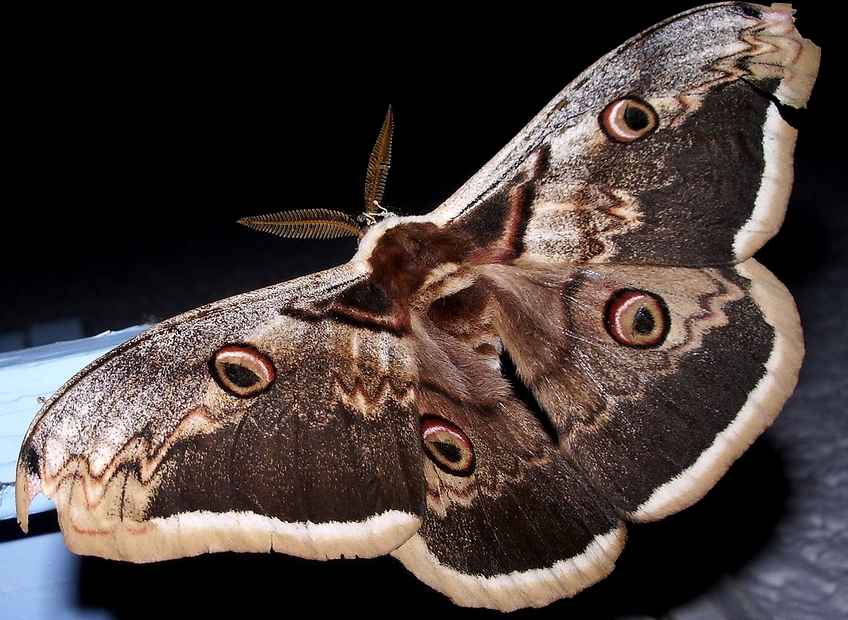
[0,532,112,620]
[0,327,146,620]
[0,326,147,521]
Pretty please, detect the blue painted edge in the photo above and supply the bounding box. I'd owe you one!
[0,325,148,522]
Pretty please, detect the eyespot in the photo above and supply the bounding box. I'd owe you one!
[210,344,276,397]
[421,416,475,476]
[600,97,658,143]
[604,289,670,348]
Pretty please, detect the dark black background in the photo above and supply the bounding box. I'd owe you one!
[4,2,845,618]
[6,1,838,338]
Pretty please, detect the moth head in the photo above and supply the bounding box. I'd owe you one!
[599,97,659,143]
[210,344,277,397]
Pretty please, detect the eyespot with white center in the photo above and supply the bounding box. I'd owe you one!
[604,289,670,348]
[210,344,276,397]
[421,416,475,476]
[600,97,658,143]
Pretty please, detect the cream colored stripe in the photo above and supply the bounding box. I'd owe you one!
[55,506,420,563]
[733,104,797,262]
[391,524,626,611]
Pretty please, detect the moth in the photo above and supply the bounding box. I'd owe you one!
[16,2,819,611]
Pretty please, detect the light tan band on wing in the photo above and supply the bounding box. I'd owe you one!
[392,525,626,611]
[53,504,420,563]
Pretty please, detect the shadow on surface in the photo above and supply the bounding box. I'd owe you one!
[0,509,61,543]
[72,437,788,618]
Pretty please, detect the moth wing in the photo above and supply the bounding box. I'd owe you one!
[16,265,425,562]
[479,258,802,521]
[394,7,814,585]
[381,256,799,610]
[391,313,624,611]
[435,3,819,267]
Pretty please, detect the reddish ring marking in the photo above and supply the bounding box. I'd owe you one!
[421,415,475,476]
[600,98,658,143]
[211,344,277,397]
[604,289,670,348]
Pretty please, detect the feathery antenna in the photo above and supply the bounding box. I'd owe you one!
[364,106,394,215]
[238,107,396,241]
[238,209,362,240]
